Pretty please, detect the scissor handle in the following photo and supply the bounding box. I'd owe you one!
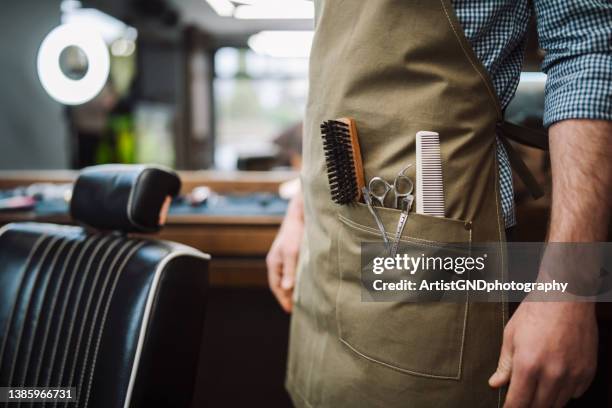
[368,177,392,206]
[393,175,414,195]
[393,165,414,208]
[398,164,413,177]
[368,164,414,208]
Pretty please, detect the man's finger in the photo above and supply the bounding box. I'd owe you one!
[503,356,538,408]
[277,250,298,312]
[489,334,513,388]
[553,377,575,408]
[267,251,292,312]
[281,249,298,290]
[572,379,591,399]
[572,364,596,399]
[531,368,563,408]
[277,293,292,313]
[266,251,282,289]
[272,278,292,313]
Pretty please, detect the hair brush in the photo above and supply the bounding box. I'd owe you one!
[320,118,365,204]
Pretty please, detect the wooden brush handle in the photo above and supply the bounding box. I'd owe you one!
[338,117,366,202]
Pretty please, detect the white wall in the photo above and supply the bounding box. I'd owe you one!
[0,0,70,169]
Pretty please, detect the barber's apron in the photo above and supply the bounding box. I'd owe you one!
[287,0,514,406]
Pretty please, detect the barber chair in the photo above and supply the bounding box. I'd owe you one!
[0,165,209,407]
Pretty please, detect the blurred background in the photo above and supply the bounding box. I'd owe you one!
[0,0,313,172]
[0,0,547,175]
[3,1,610,407]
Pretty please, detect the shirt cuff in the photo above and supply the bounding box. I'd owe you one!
[543,53,612,127]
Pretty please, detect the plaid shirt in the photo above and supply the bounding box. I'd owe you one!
[453,0,612,227]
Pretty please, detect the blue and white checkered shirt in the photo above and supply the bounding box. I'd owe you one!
[453,0,612,228]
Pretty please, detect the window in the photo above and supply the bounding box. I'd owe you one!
[214,47,308,170]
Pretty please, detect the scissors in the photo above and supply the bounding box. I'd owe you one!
[362,186,390,250]
[368,164,414,209]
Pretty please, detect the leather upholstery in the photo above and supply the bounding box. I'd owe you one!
[71,165,181,233]
[0,165,209,408]
[0,223,209,408]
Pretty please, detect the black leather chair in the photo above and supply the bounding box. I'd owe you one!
[0,165,209,407]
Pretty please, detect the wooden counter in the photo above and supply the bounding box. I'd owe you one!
[0,169,295,194]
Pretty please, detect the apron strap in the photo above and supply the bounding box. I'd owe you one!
[497,121,548,200]
[498,120,549,150]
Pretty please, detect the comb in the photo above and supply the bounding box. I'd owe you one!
[321,118,365,204]
[416,131,445,217]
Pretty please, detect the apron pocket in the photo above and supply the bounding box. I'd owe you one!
[335,203,471,379]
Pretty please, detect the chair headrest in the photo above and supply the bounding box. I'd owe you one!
[70,164,181,233]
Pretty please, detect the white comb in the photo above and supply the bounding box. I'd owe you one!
[416,131,445,217]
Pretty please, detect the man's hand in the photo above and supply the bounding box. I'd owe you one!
[490,119,612,407]
[267,190,304,313]
[489,302,597,407]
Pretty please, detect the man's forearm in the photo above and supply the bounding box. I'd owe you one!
[548,120,612,242]
[490,120,607,407]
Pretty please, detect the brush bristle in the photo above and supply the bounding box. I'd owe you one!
[321,120,359,205]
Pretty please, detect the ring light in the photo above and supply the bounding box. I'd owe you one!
[37,23,110,105]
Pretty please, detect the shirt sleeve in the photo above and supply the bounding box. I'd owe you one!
[534,0,612,127]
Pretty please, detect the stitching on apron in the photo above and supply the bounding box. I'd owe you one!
[286,377,315,408]
[334,215,344,357]
[335,213,470,380]
[337,213,467,247]
[439,0,502,119]
[445,241,471,382]
[456,225,473,382]
[493,152,505,408]
[457,292,469,380]
[339,338,461,380]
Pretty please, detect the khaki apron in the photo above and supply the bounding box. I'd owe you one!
[287,0,514,406]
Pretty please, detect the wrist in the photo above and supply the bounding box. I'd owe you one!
[287,191,304,221]
[557,301,596,318]
[568,302,597,323]
[547,212,610,242]
[523,301,596,318]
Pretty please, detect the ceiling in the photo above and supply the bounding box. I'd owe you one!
[169,0,313,41]
[83,0,314,47]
